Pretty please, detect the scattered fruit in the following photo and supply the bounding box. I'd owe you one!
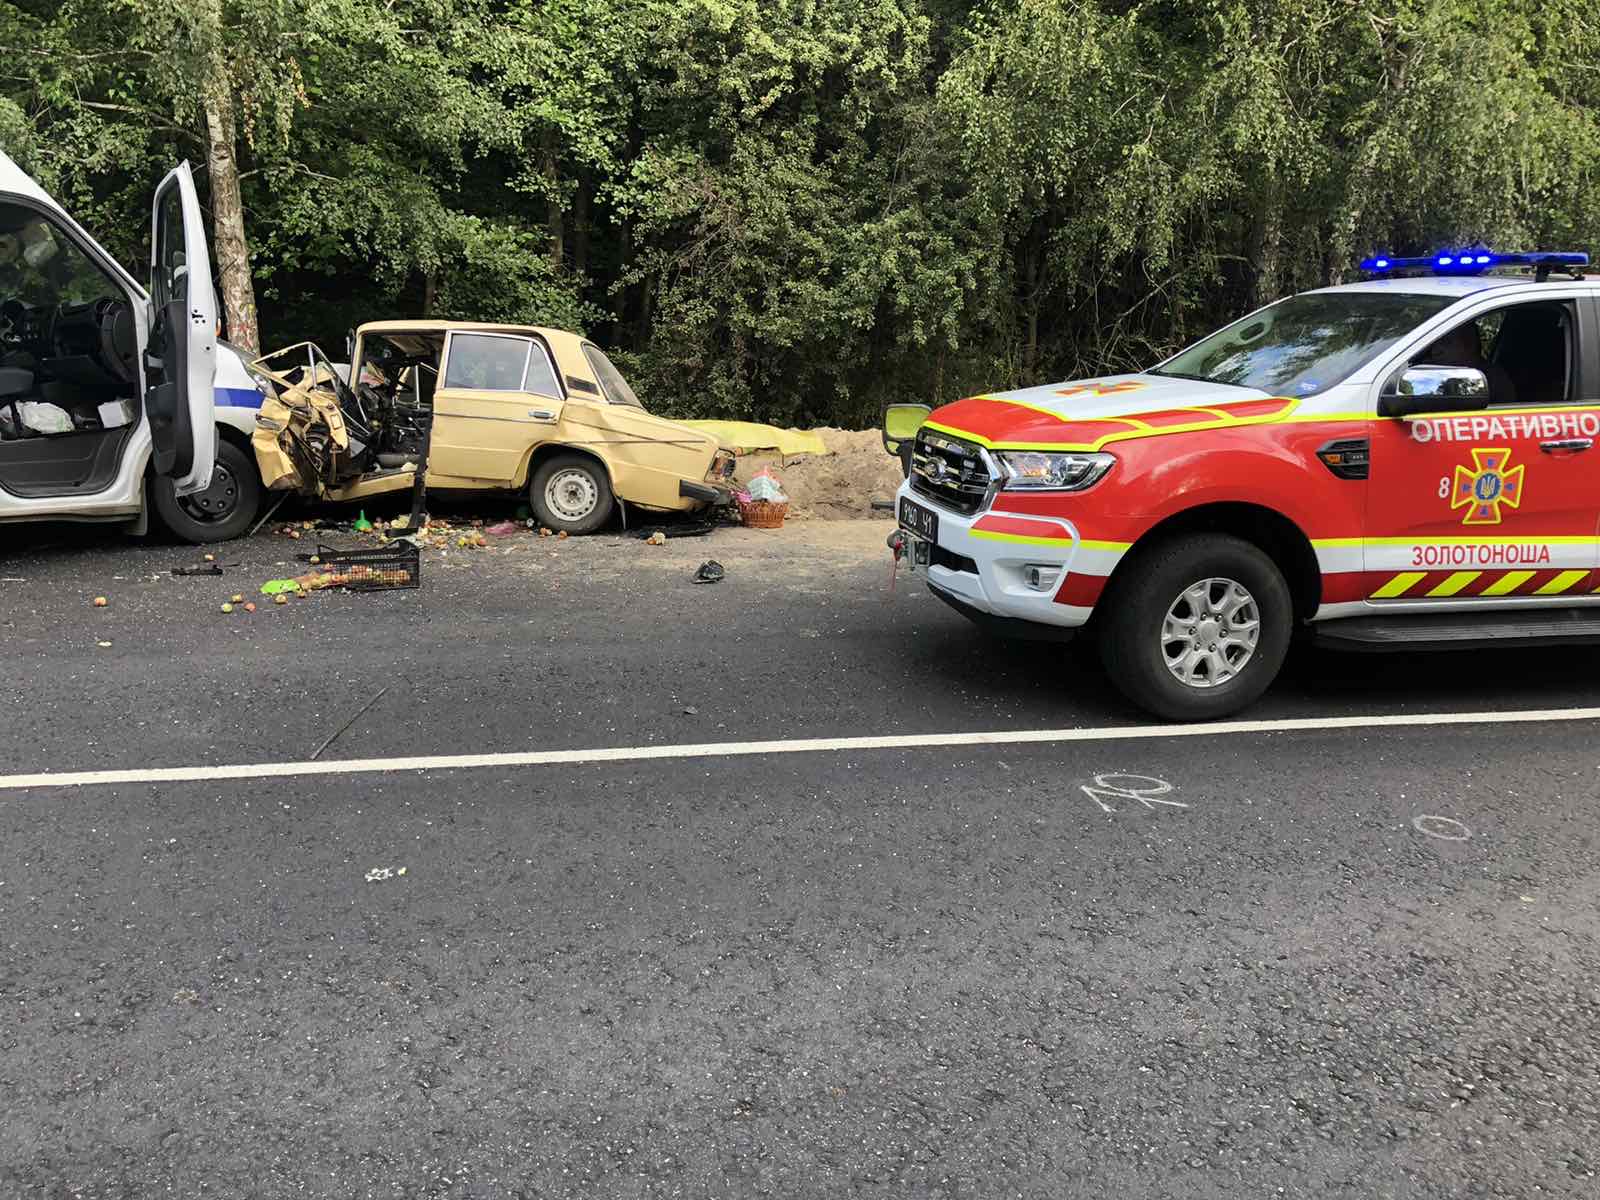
[92,596,108,607]
[309,555,320,564]
[220,603,234,614]
[230,593,244,604]
[243,602,256,613]
[203,553,215,562]
[274,594,288,606]
[557,530,569,540]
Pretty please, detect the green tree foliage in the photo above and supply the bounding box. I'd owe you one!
[2,0,1598,423]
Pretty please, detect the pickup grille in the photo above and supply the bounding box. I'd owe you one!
[910,429,991,514]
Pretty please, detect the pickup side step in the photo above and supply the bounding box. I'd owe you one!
[1313,608,1600,652]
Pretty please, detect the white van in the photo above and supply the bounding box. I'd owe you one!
[0,150,255,544]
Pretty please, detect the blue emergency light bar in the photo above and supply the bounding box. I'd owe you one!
[1359,250,1590,275]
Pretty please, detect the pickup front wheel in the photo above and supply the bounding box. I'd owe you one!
[1098,534,1292,721]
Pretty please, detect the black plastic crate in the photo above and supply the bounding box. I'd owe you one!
[296,541,420,591]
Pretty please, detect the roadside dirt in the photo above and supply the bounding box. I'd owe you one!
[733,428,903,520]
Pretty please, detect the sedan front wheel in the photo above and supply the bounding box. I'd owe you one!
[530,453,615,535]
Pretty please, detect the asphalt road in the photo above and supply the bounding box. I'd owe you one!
[3,517,1599,1197]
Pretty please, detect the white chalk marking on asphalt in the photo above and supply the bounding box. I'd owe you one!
[1412,815,1472,841]
[2,706,1599,793]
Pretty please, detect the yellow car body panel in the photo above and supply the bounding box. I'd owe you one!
[252,322,731,518]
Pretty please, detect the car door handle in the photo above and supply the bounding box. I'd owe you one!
[527,409,558,423]
[1540,437,1593,454]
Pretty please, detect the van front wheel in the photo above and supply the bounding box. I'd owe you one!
[150,437,262,544]
[1098,534,1291,721]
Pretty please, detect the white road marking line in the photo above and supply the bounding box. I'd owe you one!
[3,706,1599,793]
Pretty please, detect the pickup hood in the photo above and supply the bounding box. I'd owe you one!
[926,373,1292,451]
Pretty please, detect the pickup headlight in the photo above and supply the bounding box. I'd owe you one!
[993,450,1114,491]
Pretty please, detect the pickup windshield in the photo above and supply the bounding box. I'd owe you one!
[1151,292,1457,396]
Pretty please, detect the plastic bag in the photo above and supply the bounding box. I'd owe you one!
[745,465,788,504]
[18,401,73,435]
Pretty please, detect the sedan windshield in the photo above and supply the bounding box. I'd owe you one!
[1151,292,1457,396]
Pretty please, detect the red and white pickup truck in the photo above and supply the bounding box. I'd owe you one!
[886,251,1600,719]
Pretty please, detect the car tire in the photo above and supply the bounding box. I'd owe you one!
[150,437,262,544]
[1097,533,1292,721]
[530,453,614,535]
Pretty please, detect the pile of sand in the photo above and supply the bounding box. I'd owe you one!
[733,427,903,519]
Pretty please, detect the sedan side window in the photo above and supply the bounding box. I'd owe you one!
[523,342,562,399]
[444,334,531,391]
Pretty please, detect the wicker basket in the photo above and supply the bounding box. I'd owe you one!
[739,499,789,529]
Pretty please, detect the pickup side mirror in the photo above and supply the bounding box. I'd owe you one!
[883,402,931,477]
[1378,365,1490,418]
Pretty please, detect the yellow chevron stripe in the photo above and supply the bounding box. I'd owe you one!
[1481,570,1535,596]
[1536,570,1589,596]
[1372,572,1426,599]
[1426,571,1481,597]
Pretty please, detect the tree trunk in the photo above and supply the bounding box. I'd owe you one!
[1247,181,1283,309]
[1023,237,1040,381]
[543,134,564,271]
[422,271,437,317]
[198,0,259,353]
[572,179,589,280]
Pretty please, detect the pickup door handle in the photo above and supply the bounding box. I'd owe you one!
[1540,437,1593,454]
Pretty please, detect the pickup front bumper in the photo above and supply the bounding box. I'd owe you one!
[893,480,1121,630]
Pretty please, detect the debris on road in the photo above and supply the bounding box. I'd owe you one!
[363,866,407,883]
[645,531,667,546]
[312,684,391,760]
[486,520,519,537]
[171,564,225,577]
[733,427,903,519]
[220,603,234,614]
[92,596,107,607]
[738,467,789,528]
[693,560,725,584]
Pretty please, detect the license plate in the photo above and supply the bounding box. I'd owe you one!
[899,496,938,542]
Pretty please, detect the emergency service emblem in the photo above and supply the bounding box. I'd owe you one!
[1451,447,1524,525]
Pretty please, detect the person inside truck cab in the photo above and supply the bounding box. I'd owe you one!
[1412,321,1517,404]
[1413,301,1575,407]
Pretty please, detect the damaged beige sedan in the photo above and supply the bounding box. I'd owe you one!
[250,321,734,533]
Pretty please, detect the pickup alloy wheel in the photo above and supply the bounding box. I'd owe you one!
[1099,534,1291,721]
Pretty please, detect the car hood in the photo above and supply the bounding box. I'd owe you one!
[925,373,1293,451]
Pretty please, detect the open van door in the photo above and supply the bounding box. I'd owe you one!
[147,162,217,496]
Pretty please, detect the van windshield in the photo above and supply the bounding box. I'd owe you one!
[1151,292,1457,396]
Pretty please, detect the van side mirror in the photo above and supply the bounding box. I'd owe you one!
[1378,365,1490,418]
